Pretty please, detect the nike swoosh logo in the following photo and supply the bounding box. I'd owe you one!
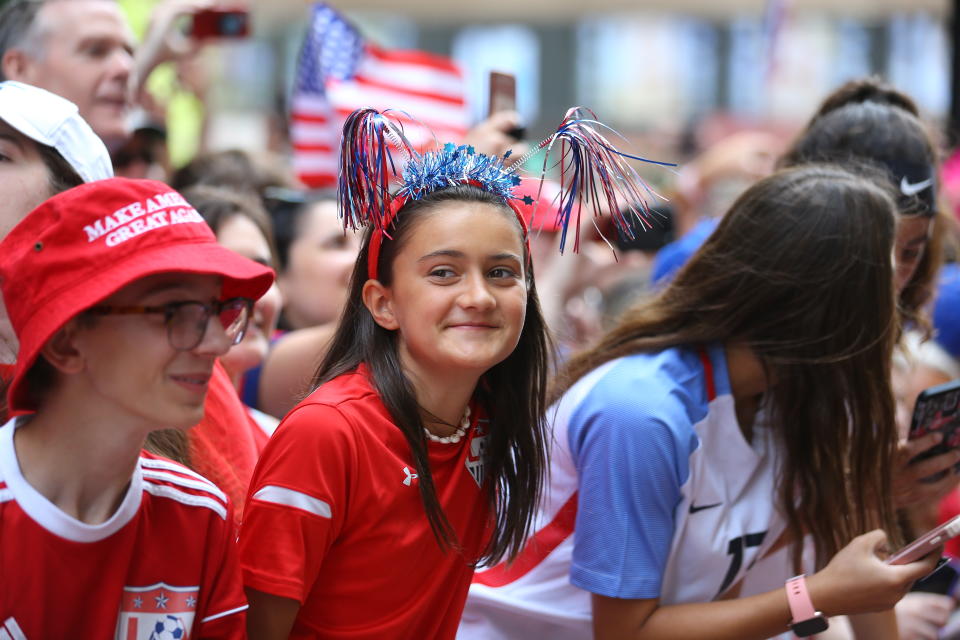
[901,175,933,197]
[689,502,722,514]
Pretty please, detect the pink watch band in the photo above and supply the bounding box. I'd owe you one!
[786,575,817,622]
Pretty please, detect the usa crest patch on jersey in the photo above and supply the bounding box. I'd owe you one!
[115,583,198,640]
[465,418,489,488]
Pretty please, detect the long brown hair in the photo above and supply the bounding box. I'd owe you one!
[553,165,901,567]
[779,77,943,333]
[313,184,551,567]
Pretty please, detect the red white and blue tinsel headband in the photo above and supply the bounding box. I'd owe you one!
[337,107,675,280]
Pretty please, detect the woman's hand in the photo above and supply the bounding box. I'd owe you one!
[808,530,941,616]
[894,432,960,510]
[895,592,955,640]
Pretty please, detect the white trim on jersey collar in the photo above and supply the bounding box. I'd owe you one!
[0,417,143,542]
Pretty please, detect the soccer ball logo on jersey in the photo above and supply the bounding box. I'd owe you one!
[465,418,489,488]
[115,583,197,640]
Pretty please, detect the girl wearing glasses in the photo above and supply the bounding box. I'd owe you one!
[0,177,274,639]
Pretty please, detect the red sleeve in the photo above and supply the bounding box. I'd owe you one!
[238,402,355,603]
[195,501,248,639]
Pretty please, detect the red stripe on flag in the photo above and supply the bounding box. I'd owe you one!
[298,173,338,189]
[290,111,331,125]
[292,142,334,153]
[473,492,579,588]
[367,44,461,73]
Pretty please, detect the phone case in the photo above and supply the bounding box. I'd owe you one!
[191,9,249,39]
[909,378,960,480]
[887,515,960,565]
[488,72,517,117]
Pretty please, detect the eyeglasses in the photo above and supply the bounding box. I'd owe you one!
[87,298,253,351]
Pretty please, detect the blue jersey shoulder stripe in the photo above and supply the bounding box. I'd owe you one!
[564,343,729,598]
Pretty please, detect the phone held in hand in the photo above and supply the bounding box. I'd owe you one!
[190,8,250,39]
[487,71,524,141]
[908,378,960,481]
[887,514,960,565]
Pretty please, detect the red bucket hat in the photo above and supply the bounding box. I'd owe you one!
[0,177,275,415]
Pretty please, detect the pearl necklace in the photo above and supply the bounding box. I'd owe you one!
[424,406,471,444]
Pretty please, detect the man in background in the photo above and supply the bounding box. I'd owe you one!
[0,0,135,150]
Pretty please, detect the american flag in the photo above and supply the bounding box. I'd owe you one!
[291,3,470,188]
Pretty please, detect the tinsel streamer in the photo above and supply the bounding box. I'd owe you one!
[337,106,675,258]
[337,108,416,233]
[516,107,677,254]
[398,143,520,203]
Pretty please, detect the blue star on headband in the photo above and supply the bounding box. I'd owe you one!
[397,144,519,203]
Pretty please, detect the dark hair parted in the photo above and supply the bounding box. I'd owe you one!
[169,149,291,196]
[779,77,943,331]
[312,184,551,566]
[554,165,902,569]
[268,194,337,273]
[182,184,279,269]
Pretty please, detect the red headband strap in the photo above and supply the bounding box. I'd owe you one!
[367,195,408,280]
[365,181,530,281]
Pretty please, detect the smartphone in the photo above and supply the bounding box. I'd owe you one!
[908,378,960,481]
[887,514,960,565]
[488,71,524,141]
[190,8,249,39]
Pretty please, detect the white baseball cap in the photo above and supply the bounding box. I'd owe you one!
[0,81,113,183]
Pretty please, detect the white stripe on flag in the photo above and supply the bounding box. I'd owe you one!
[357,58,464,100]
[292,154,339,174]
[327,82,467,130]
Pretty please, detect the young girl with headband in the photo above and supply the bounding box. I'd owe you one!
[239,107,661,639]
[0,177,275,638]
[460,164,939,640]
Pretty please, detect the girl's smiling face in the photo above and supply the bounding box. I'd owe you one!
[366,201,528,385]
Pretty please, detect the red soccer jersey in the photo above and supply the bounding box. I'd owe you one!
[188,359,267,526]
[0,418,247,640]
[239,364,492,639]
[0,363,11,424]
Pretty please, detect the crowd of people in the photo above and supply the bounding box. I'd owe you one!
[2,1,960,640]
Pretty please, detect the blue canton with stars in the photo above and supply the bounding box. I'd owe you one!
[295,3,364,97]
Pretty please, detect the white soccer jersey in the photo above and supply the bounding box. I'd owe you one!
[460,343,786,638]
